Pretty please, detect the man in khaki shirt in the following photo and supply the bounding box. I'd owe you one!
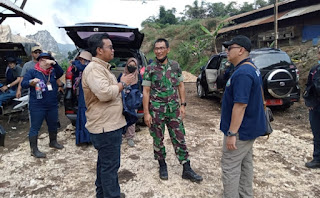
[82,33,134,198]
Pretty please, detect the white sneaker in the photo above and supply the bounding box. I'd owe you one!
[127,139,135,147]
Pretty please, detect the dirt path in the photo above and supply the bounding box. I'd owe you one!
[0,82,320,198]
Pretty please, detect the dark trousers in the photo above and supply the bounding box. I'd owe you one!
[29,108,58,137]
[309,107,320,161]
[90,128,123,198]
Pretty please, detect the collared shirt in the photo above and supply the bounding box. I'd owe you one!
[142,59,183,111]
[82,57,126,134]
[220,58,266,140]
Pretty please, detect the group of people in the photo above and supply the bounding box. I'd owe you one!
[0,46,65,158]
[82,34,320,198]
[4,32,319,198]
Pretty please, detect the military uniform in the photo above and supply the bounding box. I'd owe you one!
[142,59,189,164]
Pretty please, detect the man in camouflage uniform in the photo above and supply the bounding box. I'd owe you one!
[142,38,203,183]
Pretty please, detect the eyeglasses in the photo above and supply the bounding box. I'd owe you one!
[154,47,167,51]
[33,51,42,54]
[102,45,113,50]
[227,46,242,51]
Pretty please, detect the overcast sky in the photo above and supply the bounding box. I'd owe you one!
[3,0,254,44]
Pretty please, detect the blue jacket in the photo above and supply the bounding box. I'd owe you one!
[118,73,143,126]
[21,64,64,110]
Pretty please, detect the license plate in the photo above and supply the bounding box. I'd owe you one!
[266,99,283,106]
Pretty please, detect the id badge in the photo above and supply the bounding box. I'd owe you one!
[47,83,53,91]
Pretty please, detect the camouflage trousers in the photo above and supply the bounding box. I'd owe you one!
[149,104,189,164]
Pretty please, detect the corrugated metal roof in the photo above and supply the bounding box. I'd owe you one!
[0,0,42,25]
[218,3,320,34]
[279,3,320,20]
[222,0,295,23]
[218,12,288,34]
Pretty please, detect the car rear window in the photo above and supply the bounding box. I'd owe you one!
[77,32,135,42]
[250,52,292,69]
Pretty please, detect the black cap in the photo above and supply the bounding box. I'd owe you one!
[7,57,16,63]
[223,35,252,52]
[37,52,54,61]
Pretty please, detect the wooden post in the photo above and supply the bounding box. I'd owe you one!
[274,0,278,49]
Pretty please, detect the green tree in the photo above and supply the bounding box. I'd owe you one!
[200,22,224,54]
[255,0,268,9]
[238,2,254,14]
[67,49,78,60]
[206,2,226,18]
[141,16,157,27]
[158,6,177,25]
[225,1,238,16]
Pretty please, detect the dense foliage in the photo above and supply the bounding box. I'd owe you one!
[141,0,285,75]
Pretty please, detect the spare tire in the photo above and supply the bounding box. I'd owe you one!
[266,69,295,98]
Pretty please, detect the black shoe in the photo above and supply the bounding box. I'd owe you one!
[158,159,168,180]
[182,161,203,183]
[182,169,203,183]
[305,159,320,169]
[159,165,168,180]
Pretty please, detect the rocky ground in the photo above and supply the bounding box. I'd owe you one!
[0,79,320,198]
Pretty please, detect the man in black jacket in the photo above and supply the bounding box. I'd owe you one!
[304,46,320,169]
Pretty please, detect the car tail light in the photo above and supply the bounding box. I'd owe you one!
[65,110,75,114]
[137,109,144,114]
[65,66,73,88]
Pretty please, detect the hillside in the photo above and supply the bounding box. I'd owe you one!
[141,18,219,74]
[140,19,318,90]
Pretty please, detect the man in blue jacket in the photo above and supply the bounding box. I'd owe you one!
[220,35,266,198]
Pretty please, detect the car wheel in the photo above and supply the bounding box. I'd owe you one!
[266,69,294,98]
[71,120,76,126]
[197,81,206,98]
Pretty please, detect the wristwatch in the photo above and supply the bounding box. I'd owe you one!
[120,81,128,89]
[180,102,187,106]
[7,84,11,88]
[227,131,237,137]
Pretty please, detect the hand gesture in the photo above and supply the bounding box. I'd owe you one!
[0,85,8,92]
[120,73,135,85]
[29,78,40,87]
[45,60,56,65]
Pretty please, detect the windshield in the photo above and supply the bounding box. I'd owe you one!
[250,53,292,69]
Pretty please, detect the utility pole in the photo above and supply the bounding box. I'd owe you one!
[274,0,278,48]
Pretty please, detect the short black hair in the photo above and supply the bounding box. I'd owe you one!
[154,38,169,48]
[87,33,110,57]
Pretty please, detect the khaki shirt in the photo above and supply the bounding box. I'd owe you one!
[82,57,126,133]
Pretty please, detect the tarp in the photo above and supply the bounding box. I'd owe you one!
[302,25,320,42]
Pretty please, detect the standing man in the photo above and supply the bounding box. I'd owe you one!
[220,35,266,198]
[82,33,134,198]
[304,46,320,169]
[16,46,42,98]
[142,38,203,183]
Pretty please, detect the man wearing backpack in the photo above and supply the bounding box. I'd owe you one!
[220,35,266,198]
[304,46,320,169]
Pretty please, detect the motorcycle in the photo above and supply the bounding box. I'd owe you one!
[0,94,29,147]
[0,92,29,123]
